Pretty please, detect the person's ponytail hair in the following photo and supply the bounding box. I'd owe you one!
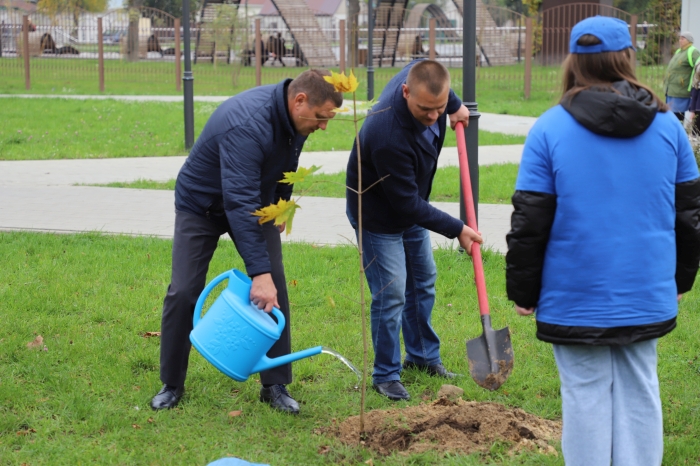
[561,34,667,112]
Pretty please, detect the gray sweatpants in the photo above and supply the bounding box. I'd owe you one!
[553,339,662,466]
[159,209,292,388]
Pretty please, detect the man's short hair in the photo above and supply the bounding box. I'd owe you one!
[406,60,450,96]
[289,69,343,107]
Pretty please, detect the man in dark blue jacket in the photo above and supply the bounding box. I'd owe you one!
[151,70,342,413]
[346,60,482,401]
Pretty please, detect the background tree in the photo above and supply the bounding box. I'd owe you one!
[126,0,203,21]
[482,0,522,11]
[38,0,107,17]
[638,0,680,65]
[38,0,108,37]
[613,0,652,14]
[521,0,542,54]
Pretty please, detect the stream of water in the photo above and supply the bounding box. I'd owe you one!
[321,347,362,389]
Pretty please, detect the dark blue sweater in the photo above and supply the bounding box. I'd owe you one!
[346,61,465,237]
[175,80,306,276]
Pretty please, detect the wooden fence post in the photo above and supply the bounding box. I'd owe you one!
[429,18,436,61]
[255,18,261,87]
[22,15,30,90]
[175,18,181,91]
[630,15,637,72]
[339,19,346,73]
[349,19,356,68]
[98,17,105,93]
[524,17,533,100]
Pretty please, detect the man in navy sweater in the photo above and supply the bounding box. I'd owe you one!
[346,60,482,400]
[151,70,342,413]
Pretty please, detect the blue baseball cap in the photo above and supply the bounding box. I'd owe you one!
[569,16,635,54]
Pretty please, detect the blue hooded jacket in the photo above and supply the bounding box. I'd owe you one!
[506,81,700,345]
[175,80,306,277]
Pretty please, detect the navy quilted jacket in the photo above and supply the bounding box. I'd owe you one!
[175,80,306,276]
[346,60,465,237]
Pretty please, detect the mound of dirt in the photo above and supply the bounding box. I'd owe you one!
[329,396,561,457]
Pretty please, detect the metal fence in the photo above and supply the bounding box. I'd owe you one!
[0,2,681,98]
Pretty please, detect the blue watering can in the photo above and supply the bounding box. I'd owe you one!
[190,269,322,382]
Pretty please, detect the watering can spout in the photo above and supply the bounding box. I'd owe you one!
[251,346,324,374]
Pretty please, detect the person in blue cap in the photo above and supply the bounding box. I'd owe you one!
[506,16,700,465]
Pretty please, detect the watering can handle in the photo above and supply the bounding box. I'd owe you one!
[192,269,287,331]
[270,307,286,334]
[193,270,230,327]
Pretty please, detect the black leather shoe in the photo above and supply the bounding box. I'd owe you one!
[260,385,300,414]
[373,381,410,401]
[150,384,184,410]
[403,361,457,379]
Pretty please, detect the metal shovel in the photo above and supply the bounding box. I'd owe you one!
[455,122,513,391]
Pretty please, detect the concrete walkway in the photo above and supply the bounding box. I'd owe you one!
[0,151,516,253]
[0,144,523,185]
[1,94,530,253]
[0,184,514,252]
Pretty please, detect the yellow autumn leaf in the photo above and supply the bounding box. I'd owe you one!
[332,106,351,113]
[347,71,359,92]
[251,199,300,235]
[280,165,321,185]
[323,70,359,93]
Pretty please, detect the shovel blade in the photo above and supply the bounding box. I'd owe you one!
[466,326,514,390]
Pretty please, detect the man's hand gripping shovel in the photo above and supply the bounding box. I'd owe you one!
[455,122,514,390]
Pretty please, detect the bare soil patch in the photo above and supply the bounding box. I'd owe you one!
[329,396,561,457]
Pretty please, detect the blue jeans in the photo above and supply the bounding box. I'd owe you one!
[553,339,663,466]
[666,95,690,113]
[353,222,442,384]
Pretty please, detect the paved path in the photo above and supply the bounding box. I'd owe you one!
[1,94,528,252]
[0,144,523,185]
[0,152,515,253]
[0,184,513,251]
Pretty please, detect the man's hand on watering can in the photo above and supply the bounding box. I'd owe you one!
[457,225,483,255]
[515,305,535,316]
[251,273,279,313]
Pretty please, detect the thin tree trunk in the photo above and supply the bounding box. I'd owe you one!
[353,91,368,435]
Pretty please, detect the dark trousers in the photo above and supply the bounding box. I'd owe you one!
[159,210,292,388]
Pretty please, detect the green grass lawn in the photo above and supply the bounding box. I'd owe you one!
[1,58,666,117]
[98,164,520,205]
[0,61,560,116]
[1,231,699,464]
[0,97,525,160]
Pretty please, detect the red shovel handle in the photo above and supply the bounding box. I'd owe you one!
[455,121,490,317]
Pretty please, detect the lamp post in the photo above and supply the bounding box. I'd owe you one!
[183,0,195,149]
[367,0,374,100]
[461,0,480,223]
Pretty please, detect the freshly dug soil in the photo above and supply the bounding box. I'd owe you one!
[329,396,561,456]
